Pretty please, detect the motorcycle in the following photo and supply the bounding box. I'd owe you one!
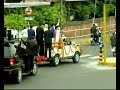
[111,46,116,57]
[90,31,102,46]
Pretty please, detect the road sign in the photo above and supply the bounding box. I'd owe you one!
[25,17,33,20]
[99,42,104,49]
[24,6,32,16]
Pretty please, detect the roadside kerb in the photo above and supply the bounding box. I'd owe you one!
[98,57,116,67]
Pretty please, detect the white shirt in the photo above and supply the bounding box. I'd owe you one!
[11,29,18,38]
[21,29,28,38]
[55,27,60,42]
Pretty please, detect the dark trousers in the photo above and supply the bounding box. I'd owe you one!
[93,34,98,42]
[25,46,36,72]
[23,55,34,71]
[45,43,52,58]
[37,41,44,56]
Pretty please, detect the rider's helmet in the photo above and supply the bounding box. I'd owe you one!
[95,23,98,27]
[112,31,116,35]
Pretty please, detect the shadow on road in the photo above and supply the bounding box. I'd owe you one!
[37,60,89,68]
[4,74,30,84]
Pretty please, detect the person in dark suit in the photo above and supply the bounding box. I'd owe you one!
[28,25,35,40]
[44,26,53,59]
[36,23,44,56]
[27,25,36,72]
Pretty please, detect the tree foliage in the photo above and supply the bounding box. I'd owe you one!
[4,14,27,30]
[4,0,116,30]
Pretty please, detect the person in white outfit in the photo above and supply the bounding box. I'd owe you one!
[21,27,28,38]
[54,26,60,42]
[44,24,48,32]
[11,27,18,39]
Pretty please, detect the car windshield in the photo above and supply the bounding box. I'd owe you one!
[4,46,11,57]
[4,43,16,58]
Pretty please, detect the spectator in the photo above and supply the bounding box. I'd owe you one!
[11,27,18,39]
[21,27,28,38]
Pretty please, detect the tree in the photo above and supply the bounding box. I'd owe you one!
[4,14,27,30]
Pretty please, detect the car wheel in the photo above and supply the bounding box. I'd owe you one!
[51,54,60,66]
[29,62,38,76]
[14,67,22,84]
[73,52,80,63]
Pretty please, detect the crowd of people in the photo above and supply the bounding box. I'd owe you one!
[20,19,61,59]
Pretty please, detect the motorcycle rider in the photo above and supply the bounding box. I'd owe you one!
[110,31,116,48]
[90,23,99,42]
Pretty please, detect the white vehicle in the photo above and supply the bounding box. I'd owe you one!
[37,34,83,66]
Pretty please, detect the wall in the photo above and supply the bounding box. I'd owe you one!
[62,16,116,37]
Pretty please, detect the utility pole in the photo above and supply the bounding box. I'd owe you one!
[103,0,107,64]
[93,0,96,24]
[60,0,63,27]
[68,1,70,21]
[115,8,116,19]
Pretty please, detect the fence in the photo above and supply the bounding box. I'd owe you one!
[61,17,116,40]
[61,24,116,38]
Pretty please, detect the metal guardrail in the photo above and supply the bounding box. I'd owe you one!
[61,24,116,39]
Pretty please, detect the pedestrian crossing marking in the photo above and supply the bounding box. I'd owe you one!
[83,61,116,70]
[80,54,91,58]
[89,56,99,59]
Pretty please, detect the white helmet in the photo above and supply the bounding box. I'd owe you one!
[95,23,98,27]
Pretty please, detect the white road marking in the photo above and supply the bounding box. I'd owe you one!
[80,54,91,58]
[82,61,116,70]
[89,56,99,59]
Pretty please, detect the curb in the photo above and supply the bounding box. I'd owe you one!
[98,57,116,67]
[80,39,91,45]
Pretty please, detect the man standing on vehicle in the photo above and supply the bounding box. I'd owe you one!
[44,25,53,59]
[36,23,44,56]
[28,25,35,40]
[51,23,55,38]
[54,26,61,42]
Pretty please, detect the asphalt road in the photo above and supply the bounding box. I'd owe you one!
[4,32,116,89]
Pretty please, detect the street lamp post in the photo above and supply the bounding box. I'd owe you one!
[60,0,63,27]
[115,8,116,19]
[93,0,96,24]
